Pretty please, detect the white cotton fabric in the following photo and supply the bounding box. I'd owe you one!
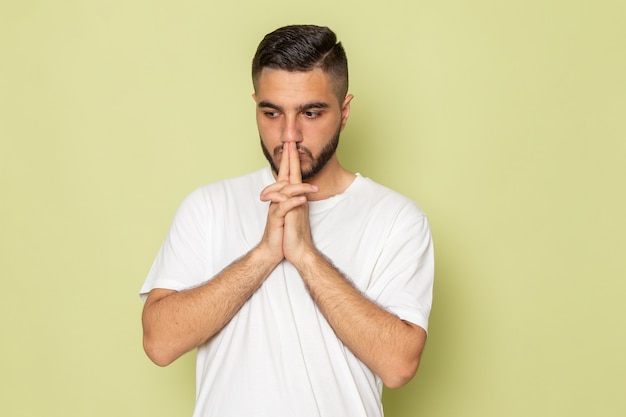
[140,167,434,417]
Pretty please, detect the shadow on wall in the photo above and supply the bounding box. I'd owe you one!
[382,235,465,416]
[336,97,387,180]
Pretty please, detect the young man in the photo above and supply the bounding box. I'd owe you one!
[141,25,434,417]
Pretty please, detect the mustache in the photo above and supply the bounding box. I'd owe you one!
[272,144,313,160]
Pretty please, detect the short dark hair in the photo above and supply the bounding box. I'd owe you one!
[252,25,349,100]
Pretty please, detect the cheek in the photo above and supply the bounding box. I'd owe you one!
[255,113,266,129]
[256,118,276,138]
[311,119,341,138]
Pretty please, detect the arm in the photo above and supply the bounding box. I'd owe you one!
[142,246,278,367]
[293,250,427,389]
[142,143,318,367]
[271,143,427,388]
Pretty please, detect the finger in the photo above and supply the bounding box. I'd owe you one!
[261,190,289,204]
[271,196,307,218]
[289,142,302,185]
[260,181,288,201]
[277,143,290,182]
[261,183,317,202]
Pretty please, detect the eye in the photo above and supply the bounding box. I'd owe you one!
[303,110,321,119]
[263,111,279,118]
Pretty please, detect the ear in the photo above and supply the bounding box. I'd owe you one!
[340,94,354,131]
[252,93,257,102]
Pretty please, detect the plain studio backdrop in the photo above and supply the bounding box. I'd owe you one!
[1,1,624,416]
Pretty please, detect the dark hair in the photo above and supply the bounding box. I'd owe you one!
[252,25,349,100]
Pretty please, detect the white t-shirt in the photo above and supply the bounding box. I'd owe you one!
[141,167,434,417]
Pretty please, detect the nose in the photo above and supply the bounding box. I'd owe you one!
[281,116,302,144]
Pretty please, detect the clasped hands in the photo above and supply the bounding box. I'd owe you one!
[259,142,319,266]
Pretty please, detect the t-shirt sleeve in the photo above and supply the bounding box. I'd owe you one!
[368,204,434,333]
[139,187,211,301]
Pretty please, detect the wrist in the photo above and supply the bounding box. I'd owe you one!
[289,246,323,273]
[251,243,284,270]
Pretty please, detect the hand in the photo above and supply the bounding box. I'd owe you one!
[280,143,317,264]
[259,142,317,265]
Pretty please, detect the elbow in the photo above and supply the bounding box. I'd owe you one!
[381,356,420,389]
[143,332,177,367]
[380,321,427,389]
[381,324,426,389]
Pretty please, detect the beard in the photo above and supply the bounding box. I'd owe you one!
[260,124,341,180]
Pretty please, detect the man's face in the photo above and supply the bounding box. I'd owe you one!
[253,68,352,180]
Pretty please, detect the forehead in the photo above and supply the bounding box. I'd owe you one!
[255,68,337,105]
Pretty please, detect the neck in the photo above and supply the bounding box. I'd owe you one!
[303,156,355,201]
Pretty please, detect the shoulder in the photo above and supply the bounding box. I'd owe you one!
[174,168,270,216]
[351,175,427,218]
[185,168,270,202]
[355,176,432,243]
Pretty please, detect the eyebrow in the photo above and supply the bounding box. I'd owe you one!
[258,101,330,112]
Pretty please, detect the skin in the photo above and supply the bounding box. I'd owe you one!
[142,67,427,389]
[255,68,354,197]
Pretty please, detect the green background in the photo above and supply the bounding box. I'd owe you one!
[1,1,624,416]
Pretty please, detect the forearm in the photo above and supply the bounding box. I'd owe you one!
[142,246,278,366]
[294,250,427,388]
